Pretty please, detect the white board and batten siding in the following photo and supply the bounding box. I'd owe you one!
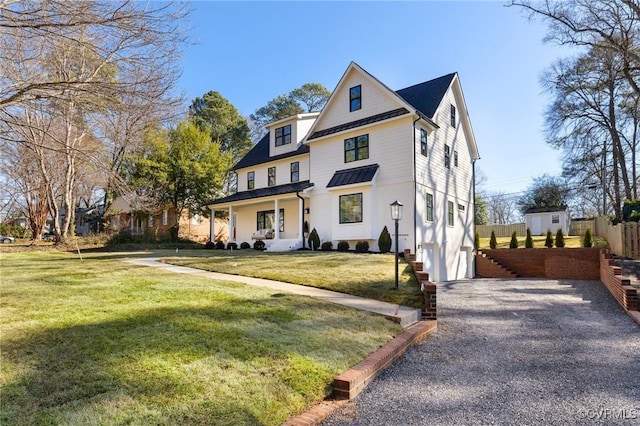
[415,85,475,281]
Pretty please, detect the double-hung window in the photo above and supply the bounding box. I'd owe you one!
[247,171,255,190]
[420,129,428,156]
[339,193,363,224]
[350,85,361,112]
[444,145,451,169]
[450,104,456,127]
[454,150,459,167]
[426,193,434,222]
[268,167,276,187]
[344,134,369,163]
[448,201,454,226]
[290,161,299,182]
[275,125,291,146]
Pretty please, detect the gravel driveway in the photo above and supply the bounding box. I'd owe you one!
[325,279,640,425]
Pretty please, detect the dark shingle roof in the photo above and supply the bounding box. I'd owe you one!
[524,206,568,214]
[307,108,409,140]
[327,164,379,188]
[395,73,456,118]
[232,133,309,171]
[207,181,313,206]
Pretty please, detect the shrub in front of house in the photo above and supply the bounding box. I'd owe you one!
[545,230,554,248]
[525,228,533,248]
[555,229,565,248]
[355,240,369,253]
[337,240,349,251]
[308,228,320,251]
[378,226,392,253]
[227,242,238,250]
[215,240,225,249]
[253,240,265,250]
[583,229,593,248]
[509,232,518,249]
[205,241,216,249]
[321,241,333,251]
[489,230,497,249]
[240,241,251,249]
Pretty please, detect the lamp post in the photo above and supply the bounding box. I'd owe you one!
[390,200,403,290]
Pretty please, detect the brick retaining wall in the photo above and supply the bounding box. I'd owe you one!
[477,248,600,280]
[599,251,639,312]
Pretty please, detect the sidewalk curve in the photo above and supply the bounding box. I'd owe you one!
[124,257,421,327]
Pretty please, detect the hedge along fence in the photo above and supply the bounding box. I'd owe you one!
[476,223,526,238]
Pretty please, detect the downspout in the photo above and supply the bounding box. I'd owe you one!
[296,191,306,249]
[472,159,477,277]
[413,116,420,255]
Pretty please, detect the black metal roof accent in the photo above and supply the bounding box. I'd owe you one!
[395,73,457,119]
[232,133,309,171]
[307,108,409,141]
[207,181,314,206]
[327,164,380,188]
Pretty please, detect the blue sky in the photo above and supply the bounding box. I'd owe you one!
[179,1,575,196]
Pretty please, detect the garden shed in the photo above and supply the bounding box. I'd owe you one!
[524,206,570,236]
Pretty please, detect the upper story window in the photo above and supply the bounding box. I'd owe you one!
[454,150,459,167]
[275,124,291,146]
[147,215,154,227]
[450,104,456,127]
[420,129,428,157]
[268,167,276,187]
[426,193,434,222]
[290,161,299,182]
[161,209,168,226]
[444,145,451,169]
[345,134,369,163]
[247,171,255,190]
[350,85,361,112]
[448,201,454,226]
[339,193,363,224]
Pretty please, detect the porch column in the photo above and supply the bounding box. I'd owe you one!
[228,206,234,242]
[209,207,215,243]
[298,196,304,247]
[274,199,280,240]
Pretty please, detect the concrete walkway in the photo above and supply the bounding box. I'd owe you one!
[325,278,640,425]
[124,257,421,327]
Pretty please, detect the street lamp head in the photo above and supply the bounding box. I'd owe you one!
[390,200,403,221]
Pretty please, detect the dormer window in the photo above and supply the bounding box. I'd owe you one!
[268,167,276,187]
[247,171,255,190]
[350,85,361,112]
[275,124,291,146]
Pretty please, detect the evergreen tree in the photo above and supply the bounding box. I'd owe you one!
[525,228,534,248]
[545,230,554,248]
[378,226,392,253]
[490,230,497,249]
[509,231,519,249]
[308,228,320,251]
[474,232,480,250]
[555,229,565,248]
[583,228,593,248]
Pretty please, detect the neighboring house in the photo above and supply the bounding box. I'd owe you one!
[207,62,479,281]
[524,206,570,236]
[106,196,228,243]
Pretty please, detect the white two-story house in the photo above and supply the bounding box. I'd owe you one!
[208,62,479,281]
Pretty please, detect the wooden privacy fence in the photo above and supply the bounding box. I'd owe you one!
[588,217,639,259]
[476,223,527,238]
[569,220,595,236]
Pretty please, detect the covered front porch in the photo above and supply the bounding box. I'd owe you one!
[207,182,313,252]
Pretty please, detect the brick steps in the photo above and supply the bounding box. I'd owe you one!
[476,250,519,278]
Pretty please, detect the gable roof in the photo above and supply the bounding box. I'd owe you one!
[395,73,457,119]
[327,164,379,188]
[232,133,309,171]
[524,206,569,214]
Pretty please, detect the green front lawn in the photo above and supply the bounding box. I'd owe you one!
[166,250,422,309]
[0,251,402,425]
